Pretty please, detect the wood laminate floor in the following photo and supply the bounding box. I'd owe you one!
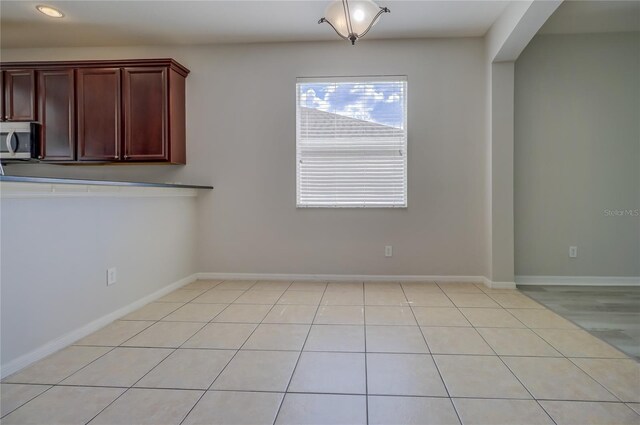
[519,285,640,360]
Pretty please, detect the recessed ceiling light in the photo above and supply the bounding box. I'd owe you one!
[36,5,64,18]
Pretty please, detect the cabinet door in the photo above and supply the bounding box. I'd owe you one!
[76,68,121,160]
[123,67,168,161]
[0,72,5,122]
[4,69,36,121]
[38,69,75,160]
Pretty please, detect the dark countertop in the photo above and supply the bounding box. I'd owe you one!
[0,175,213,190]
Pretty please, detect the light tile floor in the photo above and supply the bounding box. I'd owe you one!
[2,280,639,425]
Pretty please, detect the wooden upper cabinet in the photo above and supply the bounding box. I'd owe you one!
[38,69,75,160]
[0,72,5,121]
[4,69,36,121]
[1,59,189,163]
[123,67,168,161]
[168,69,186,164]
[76,68,121,161]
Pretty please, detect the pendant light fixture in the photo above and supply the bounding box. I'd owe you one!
[36,4,64,18]
[319,0,390,45]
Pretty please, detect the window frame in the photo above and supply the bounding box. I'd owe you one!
[295,75,408,209]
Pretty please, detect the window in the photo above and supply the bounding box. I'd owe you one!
[296,76,407,208]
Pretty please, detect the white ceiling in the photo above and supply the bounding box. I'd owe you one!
[0,0,511,48]
[539,0,640,34]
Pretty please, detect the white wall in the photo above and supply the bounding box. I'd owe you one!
[0,188,198,370]
[489,62,516,284]
[482,0,561,284]
[514,32,640,277]
[486,0,534,61]
[486,0,561,62]
[2,39,490,277]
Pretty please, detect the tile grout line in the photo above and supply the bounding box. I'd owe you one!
[499,300,629,404]
[530,327,627,360]
[430,283,483,414]
[458,284,561,425]
[363,282,369,425]
[404,282,465,425]
[7,381,636,403]
[98,280,640,410]
[1,335,131,419]
[82,279,231,424]
[435,283,607,424]
[447,283,559,423]
[518,287,640,360]
[0,384,53,419]
[81,280,235,425]
[467,313,558,425]
[7,283,586,387]
[168,281,251,423]
[119,320,606,328]
[177,279,292,425]
[5,280,636,423]
[74,296,199,424]
[3,299,198,421]
[9,348,630,364]
[483,285,636,416]
[271,280,330,425]
[82,349,179,423]
[564,357,626,404]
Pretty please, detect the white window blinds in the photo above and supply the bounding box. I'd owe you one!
[296,76,408,208]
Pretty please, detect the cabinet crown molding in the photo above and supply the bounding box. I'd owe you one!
[0,58,190,77]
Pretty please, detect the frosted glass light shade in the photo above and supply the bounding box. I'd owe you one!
[320,0,389,44]
[36,5,64,17]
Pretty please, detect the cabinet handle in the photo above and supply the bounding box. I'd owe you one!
[5,131,16,156]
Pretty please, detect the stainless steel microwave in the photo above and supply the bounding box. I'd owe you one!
[0,122,40,160]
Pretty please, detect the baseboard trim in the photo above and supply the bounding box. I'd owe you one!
[3,271,519,378]
[516,275,640,286]
[483,278,517,289]
[197,272,501,286]
[0,273,198,379]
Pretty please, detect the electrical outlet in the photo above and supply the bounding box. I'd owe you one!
[385,245,393,257]
[107,267,117,286]
[569,246,577,258]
